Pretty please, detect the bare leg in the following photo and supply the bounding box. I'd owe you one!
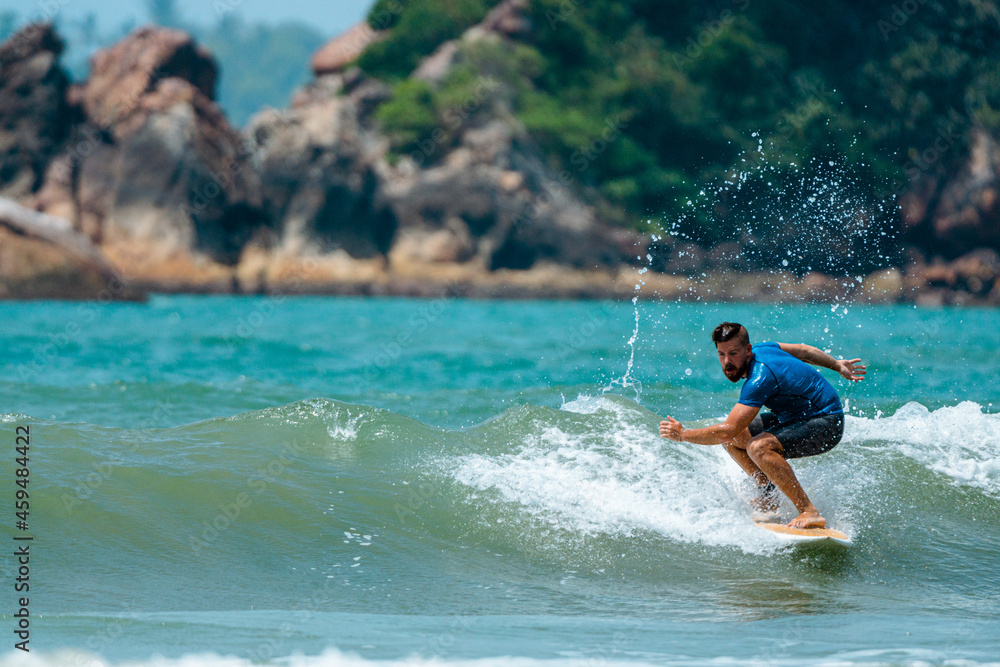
[746,433,825,528]
[724,430,779,514]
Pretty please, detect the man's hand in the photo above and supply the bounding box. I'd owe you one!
[659,416,685,441]
[836,358,866,382]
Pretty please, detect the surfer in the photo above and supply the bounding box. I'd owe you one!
[659,322,865,529]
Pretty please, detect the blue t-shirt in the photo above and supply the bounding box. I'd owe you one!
[738,342,842,424]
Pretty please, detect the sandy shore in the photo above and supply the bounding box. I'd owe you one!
[82,246,998,305]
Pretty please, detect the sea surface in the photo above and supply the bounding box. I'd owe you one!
[1,295,998,667]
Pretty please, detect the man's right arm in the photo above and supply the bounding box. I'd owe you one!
[660,403,759,446]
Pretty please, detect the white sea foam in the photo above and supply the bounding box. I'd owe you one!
[325,408,365,443]
[286,399,365,442]
[3,647,999,667]
[0,413,29,424]
[279,398,366,448]
[558,395,607,415]
[843,401,1000,497]
[450,395,796,553]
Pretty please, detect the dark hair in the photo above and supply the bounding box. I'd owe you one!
[712,322,749,347]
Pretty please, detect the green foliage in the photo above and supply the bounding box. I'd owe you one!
[359,0,500,79]
[358,0,1000,261]
[375,46,509,163]
[367,0,409,31]
[375,79,438,153]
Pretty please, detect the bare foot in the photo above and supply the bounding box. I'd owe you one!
[788,510,826,529]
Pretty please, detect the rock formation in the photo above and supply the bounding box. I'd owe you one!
[247,74,396,262]
[904,248,1000,306]
[248,0,642,284]
[33,27,265,274]
[311,22,385,77]
[900,129,1000,260]
[0,24,74,200]
[3,13,1000,303]
[0,197,142,299]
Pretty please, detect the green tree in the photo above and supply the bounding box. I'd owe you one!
[359,0,501,79]
[360,0,1000,264]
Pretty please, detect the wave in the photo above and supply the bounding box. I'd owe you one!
[5,398,999,550]
[449,394,776,551]
[843,400,1000,498]
[2,397,998,613]
[4,645,1000,667]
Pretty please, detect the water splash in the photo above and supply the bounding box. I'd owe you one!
[603,290,643,402]
[451,394,779,553]
[660,148,896,278]
[610,142,893,402]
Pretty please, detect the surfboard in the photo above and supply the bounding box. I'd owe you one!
[755,521,852,546]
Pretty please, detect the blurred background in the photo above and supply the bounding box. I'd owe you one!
[0,0,371,125]
[1,0,999,303]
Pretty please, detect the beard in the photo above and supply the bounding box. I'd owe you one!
[723,358,749,382]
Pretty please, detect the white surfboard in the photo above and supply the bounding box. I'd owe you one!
[755,521,852,546]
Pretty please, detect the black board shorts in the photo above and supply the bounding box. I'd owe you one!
[748,411,844,460]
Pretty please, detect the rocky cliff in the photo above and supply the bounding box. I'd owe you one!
[0,24,74,200]
[1,12,999,304]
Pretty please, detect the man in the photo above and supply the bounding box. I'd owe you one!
[659,322,865,529]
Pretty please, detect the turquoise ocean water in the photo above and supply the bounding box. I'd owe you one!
[1,295,999,666]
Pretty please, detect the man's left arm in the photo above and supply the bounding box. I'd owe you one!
[778,343,866,382]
